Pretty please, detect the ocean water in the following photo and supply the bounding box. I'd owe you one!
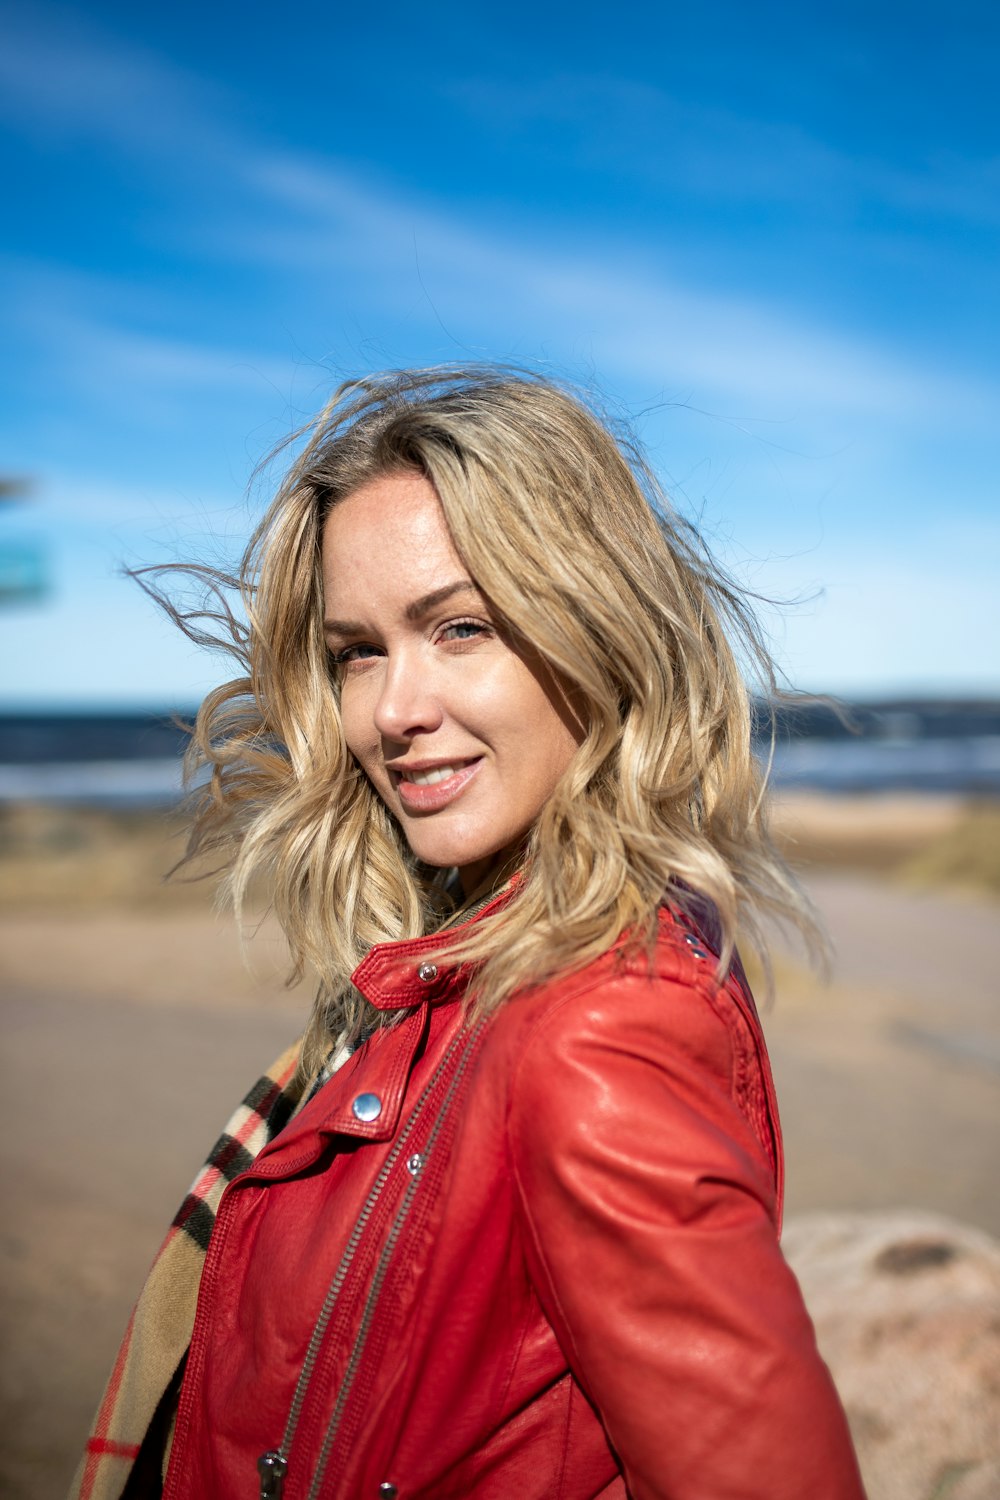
[0,757,191,804]
[1,710,999,804]
[765,735,1000,794]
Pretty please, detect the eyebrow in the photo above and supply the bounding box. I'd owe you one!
[322,579,481,637]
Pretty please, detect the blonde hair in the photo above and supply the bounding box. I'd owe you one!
[158,366,819,1079]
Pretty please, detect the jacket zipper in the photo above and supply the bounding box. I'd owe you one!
[257,1017,484,1500]
[306,1017,487,1498]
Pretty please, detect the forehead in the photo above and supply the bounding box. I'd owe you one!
[321,471,466,613]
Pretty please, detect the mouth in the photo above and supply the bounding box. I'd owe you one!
[391,757,483,812]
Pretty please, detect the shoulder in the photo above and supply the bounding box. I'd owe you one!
[494,908,757,1097]
[483,908,780,1210]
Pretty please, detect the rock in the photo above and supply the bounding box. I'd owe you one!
[782,1211,1000,1500]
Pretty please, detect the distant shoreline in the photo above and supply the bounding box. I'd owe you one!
[1,743,998,805]
[1,704,1000,802]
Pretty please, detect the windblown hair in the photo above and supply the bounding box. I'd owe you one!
[154,366,820,1080]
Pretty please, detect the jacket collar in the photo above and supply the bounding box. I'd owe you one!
[251,884,517,1161]
[244,881,517,1163]
[350,878,518,1011]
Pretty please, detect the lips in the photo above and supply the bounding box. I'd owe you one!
[392,758,483,812]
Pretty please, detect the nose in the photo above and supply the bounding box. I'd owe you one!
[372,651,444,742]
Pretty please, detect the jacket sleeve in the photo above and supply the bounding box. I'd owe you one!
[507,971,866,1500]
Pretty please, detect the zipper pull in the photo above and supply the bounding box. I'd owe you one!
[257,1449,288,1500]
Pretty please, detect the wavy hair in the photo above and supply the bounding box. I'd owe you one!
[153,366,820,1079]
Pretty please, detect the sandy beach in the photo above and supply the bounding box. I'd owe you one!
[1,791,998,1499]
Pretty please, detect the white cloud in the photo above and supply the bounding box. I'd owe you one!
[4,8,997,439]
[234,152,1000,435]
[78,322,290,394]
[448,72,1000,230]
[0,1,233,157]
[2,263,293,422]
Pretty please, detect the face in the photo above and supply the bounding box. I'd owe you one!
[321,471,582,895]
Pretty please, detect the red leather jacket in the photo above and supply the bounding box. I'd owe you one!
[163,894,865,1500]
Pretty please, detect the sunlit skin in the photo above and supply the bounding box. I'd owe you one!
[321,472,583,896]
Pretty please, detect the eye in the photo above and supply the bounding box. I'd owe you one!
[437,619,492,645]
[329,642,383,670]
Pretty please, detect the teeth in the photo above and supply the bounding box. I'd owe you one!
[402,764,464,786]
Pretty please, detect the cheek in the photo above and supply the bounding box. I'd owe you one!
[532,708,582,787]
[461,660,540,739]
[339,684,378,769]
[515,664,583,763]
[482,664,581,779]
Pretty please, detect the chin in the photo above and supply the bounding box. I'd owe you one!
[405,829,510,875]
[409,842,491,872]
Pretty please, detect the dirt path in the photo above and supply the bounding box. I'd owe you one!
[763,874,999,1233]
[807,871,996,1015]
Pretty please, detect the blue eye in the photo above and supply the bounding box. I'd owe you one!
[331,643,382,668]
[439,620,490,643]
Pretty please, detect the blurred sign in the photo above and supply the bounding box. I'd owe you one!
[0,476,47,604]
[0,538,48,603]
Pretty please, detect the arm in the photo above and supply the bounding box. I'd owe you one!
[509,971,866,1500]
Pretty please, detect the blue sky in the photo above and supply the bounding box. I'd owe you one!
[1,0,997,706]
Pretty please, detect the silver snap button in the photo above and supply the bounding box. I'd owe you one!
[379,1485,398,1498]
[417,962,438,982]
[406,1152,426,1176]
[352,1092,382,1122]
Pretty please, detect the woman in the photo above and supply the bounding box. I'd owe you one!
[74,367,866,1499]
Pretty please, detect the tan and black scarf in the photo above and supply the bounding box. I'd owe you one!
[70,1038,309,1500]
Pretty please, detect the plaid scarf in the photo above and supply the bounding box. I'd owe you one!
[69,1036,320,1500]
